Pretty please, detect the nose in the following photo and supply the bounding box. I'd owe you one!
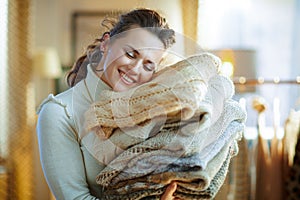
[128,59,143,74]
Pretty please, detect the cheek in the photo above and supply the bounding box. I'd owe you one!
[140,72,154,83]
[103,56,128,82]
[106,53,130,70]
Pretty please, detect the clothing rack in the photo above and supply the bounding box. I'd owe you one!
[213,76,300,200]
[232,76,300,129]
[232,76,300,85]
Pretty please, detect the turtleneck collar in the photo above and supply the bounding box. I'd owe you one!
[85,64,112,102]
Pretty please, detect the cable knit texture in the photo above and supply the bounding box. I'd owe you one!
[85,53,222,138]
[83,53,247,199]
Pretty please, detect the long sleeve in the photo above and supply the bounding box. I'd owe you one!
[37,99,101,200]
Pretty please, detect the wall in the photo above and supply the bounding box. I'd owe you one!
[33,0,183,66]
[32,0,184,108]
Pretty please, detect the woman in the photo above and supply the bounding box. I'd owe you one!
[36,8,179,200]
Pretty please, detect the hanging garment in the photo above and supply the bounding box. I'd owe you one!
[255,134,272,200]
[285,110,300,199]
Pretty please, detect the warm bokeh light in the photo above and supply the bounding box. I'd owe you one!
[33,48,62,79]
[220,61,234,78]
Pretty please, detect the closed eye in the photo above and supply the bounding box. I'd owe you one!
[143,62,155,72]
[124,45,156,72]
[125,50,135,58]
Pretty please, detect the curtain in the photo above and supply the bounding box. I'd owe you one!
[181,0,198,41]
[6,0,36,199]
[181,0,199,55]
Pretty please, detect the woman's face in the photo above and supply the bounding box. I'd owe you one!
[99,28,165,92]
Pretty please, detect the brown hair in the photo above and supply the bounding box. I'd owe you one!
[66,8,176,87]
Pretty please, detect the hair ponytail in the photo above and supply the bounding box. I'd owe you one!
[66,38,102,87]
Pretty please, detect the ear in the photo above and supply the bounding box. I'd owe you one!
[100,33,110,52]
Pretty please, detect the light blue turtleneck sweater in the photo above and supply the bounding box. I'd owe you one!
[37,65,111,199]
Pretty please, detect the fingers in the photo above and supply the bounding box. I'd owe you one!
[160,182,177,200]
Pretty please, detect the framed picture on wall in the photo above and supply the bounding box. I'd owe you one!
[71,10,123,62]
[54,10,123,94]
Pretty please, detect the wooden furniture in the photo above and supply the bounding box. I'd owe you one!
[0,166,7,200]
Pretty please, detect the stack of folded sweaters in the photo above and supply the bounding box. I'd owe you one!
[84,53,247,200]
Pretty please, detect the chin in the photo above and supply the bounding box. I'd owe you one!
[114,83,135,92]
[113,85,128,92]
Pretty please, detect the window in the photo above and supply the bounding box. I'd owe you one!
[198,0,295,79]
[197,0,298,132]
[0,0,8,158]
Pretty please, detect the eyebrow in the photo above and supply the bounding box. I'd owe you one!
[125,45,140,55]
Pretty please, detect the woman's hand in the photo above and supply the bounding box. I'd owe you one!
[160,182,182,200]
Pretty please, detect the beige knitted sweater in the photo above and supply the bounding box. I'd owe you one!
[85,53,221,139]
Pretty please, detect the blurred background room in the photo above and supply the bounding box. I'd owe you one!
[0,0,299,199]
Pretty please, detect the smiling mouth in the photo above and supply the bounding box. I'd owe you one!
[119,70,135,84]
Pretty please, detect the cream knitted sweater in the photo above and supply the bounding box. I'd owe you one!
[85,53,221,138]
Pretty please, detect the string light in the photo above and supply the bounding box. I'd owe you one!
[239,76,246,84]
[273,76,280,84]
[220,62,234,78]
[233,76,300,85]
[258,77,264,84]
